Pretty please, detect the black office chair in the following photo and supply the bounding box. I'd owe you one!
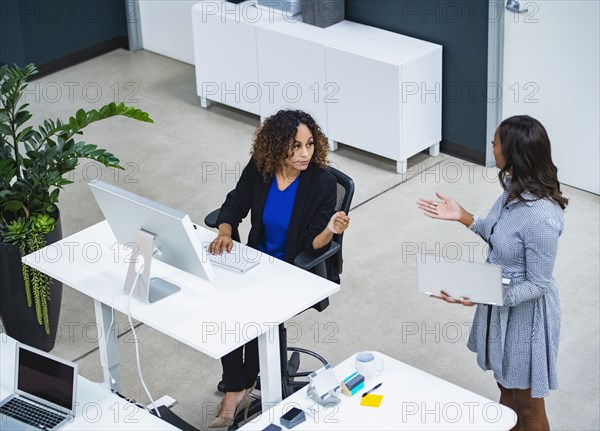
[204,166,354,424]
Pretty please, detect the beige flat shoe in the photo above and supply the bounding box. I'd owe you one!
[208,392,251,428]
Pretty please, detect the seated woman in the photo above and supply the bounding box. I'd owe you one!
[207,110,350,428]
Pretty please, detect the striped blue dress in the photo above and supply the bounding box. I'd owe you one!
[467,176,564,398]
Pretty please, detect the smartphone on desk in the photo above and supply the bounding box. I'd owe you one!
[280,406,306,429]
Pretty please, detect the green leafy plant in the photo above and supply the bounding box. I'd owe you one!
[0,63,153,334]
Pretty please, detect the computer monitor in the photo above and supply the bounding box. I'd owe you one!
[89,180,215,303]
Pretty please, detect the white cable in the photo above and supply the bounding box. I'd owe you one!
[126,264,161,418]
[105,308,117,386]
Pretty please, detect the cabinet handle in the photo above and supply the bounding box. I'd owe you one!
[506,0,528,13]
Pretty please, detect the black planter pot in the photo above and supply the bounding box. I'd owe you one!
[0,218,63,352]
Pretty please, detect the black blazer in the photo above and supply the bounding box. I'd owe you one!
[216,158,337,265]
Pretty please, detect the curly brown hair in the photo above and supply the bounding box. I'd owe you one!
[251,110,329,182]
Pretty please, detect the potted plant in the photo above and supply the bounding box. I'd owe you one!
[0,63,153,351]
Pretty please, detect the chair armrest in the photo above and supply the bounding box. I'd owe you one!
[293,241,340,272]
[204,208,220,228]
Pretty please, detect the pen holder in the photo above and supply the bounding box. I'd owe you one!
[341,372,365,397]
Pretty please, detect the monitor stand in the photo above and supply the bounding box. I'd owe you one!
[147,277,180,303]
[124,230,180,304]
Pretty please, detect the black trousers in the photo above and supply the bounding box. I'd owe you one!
[221,338,259,392]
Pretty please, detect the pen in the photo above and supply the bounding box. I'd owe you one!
[362,382,383,397]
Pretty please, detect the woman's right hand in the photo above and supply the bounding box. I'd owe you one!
[209,234,233,255]
[327,211,350,234]
[417,192,465,222]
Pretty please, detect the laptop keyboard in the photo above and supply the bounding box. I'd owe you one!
[0,397,67,430]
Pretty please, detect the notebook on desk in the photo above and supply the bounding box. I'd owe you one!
[417,254,509,305]
[0,343,77,431]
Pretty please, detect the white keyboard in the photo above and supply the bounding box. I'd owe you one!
[203,245,260,272]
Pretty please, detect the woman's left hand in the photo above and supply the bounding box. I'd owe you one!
[431,290,476,307]
[327,211,350,234]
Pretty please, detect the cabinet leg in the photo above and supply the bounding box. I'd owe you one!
[328,139,338,152]
[396,160,408,174]
[200,97,209,109]
[429,142,440,156]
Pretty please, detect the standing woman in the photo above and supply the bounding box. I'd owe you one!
[417,115,567,430]
[207,110,350,428]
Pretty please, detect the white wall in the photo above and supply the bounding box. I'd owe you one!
[502,0,599,194]
[139,0,198,65]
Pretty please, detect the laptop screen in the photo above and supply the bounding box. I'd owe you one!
[17,347,75,410]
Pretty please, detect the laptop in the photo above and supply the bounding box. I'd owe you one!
[417,254,509,305]
[0,343,78,431]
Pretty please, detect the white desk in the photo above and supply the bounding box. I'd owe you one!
[0,334,176,430]
[22,221,340,409]
[239,353,517,430]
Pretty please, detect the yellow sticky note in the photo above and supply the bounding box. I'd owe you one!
[360,394,383,408]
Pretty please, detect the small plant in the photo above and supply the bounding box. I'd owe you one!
[0,63,153,334]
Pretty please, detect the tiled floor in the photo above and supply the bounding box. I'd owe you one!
[2,49,598,430]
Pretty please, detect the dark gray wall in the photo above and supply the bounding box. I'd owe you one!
[1,0,129,77]
[345,0,491,163]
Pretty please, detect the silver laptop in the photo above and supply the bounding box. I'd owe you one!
[417,254,509,305]
[0,343,78,431]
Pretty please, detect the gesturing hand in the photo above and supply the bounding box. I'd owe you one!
[327,211,350,234]
[417,192,463,221]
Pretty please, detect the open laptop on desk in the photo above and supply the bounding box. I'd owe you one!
[0,343,77,431]
[417,254,509,305]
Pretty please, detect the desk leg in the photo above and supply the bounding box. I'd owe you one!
[94,300,121,392]
[429,142,440,156]
[258,326,282,410]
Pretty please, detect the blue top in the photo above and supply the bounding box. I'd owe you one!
[258,176,300,260]
[467,176,564,398]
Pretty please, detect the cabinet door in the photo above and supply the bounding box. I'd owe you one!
[192,3,261,115]
[256,28,328,132]
[325,47,400,160]
[140,0,198,64]
[400,51,442,158]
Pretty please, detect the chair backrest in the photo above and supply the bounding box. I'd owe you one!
[330,167,354,215]
[328,166,355,276]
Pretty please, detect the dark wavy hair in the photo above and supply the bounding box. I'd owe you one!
[497,115,568,209]
[251,110,329,182]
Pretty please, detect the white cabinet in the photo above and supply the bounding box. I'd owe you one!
[325,21,442,171]
[256,25,329,133]
[192,1,442,173]
[192,1,262,115]
[139,0,198,64]
[325,46,401,160]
